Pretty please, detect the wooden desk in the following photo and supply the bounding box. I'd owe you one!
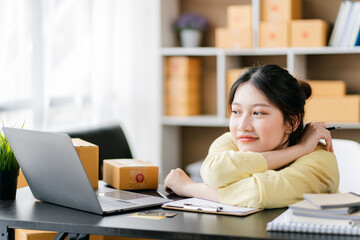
[0,185,355,240]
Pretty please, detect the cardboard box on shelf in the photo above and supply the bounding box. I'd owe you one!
[227,5,252,29]
[261,0,302,22]
[307,80,346,97]
[103,159,159,190]
[226,68,249,95]
[259,21,290,48]
[166,103,201,116]
[305,95,360,122]
[291,19,329,47]
[17,138,99,189]
[166,76,200,90]
[215,28,252,49]
[166,57,201,77]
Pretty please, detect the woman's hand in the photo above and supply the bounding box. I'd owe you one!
[164,168,220,202]
[164,168,195,197]
[298,122,333,154]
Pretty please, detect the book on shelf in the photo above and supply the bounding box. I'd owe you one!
[267,209,360,235]
[303,193,360,209]
[329,0,360,47]
[329,0,353,46]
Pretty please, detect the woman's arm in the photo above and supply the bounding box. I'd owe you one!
[200,133,268,188]
[164,168,219,202]
[217,147,339,208]
[262,122,333,170]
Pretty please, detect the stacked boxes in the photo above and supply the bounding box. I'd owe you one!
[165,57,201,116]
[215,5,252,49]
[260,0,329,48]
[226,68,249,117]
[260,0,301,48]
[305,80,360,122]
[226,68,249,97]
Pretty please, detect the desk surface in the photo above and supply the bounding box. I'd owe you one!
[0,184,356,240]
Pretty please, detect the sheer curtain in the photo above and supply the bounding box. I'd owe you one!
[0,0,161,166]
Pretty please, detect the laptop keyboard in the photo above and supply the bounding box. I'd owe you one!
[97,195,137,212]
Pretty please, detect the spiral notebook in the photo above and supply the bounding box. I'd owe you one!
[267,209,360,236]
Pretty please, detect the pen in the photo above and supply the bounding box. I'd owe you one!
[156,190,168,199]
[326,127,340,131]
[183,203,223,212]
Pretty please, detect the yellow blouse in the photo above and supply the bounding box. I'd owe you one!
[200,132,339,209]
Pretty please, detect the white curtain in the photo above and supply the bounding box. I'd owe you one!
[0,0,161,166]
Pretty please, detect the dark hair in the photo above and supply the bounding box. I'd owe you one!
[228,64,312,147]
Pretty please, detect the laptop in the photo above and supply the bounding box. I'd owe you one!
[3,127,171,215]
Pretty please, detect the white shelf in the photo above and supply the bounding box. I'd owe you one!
[161,115,228,127]
[161,47,360,57]
[161,47,218,56]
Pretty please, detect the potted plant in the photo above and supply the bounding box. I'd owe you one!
[174,13,208,47]
[0,127,19,200]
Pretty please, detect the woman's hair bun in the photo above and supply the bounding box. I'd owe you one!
[298,80,312,100]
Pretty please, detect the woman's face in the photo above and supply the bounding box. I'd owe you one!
[229,82,291,152]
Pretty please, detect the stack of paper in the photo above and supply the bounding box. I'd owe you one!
[267,193,360,235]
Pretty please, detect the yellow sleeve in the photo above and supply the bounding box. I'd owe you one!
[200,132,268,189]
[217,145,340,209]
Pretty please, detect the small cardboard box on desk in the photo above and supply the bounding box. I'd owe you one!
[103,159,158,190]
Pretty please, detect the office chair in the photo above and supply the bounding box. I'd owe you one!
[332,139,360,194]
[67,124,133,179]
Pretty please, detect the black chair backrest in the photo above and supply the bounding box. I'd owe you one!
[67,124,132,179]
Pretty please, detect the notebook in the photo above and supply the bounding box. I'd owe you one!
[290,200,353,215]
[162,197,262,216]
[267,209,360,235]
[3,127,171,215]
[303,193,360,209]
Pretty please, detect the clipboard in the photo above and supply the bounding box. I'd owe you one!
[162,197,263,216]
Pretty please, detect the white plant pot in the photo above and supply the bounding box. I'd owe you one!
[180,29,202,47]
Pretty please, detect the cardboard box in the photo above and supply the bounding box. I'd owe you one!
[166,96,201,116]
[166,57,201,77]
[261,0,302,22]
[215,28,252,49]
[103,159,158,190]
[260,21,290,48]
[307,80,346,97]
[226,68,249,95]
[166,76,200,93]
[17,138,99,189]
[291,19,329,47]
[227,5,252,29]
[305,95,360,122]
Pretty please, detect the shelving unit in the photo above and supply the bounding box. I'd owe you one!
[159,0,360,178]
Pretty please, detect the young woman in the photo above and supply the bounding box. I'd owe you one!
[164,64,339,209]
